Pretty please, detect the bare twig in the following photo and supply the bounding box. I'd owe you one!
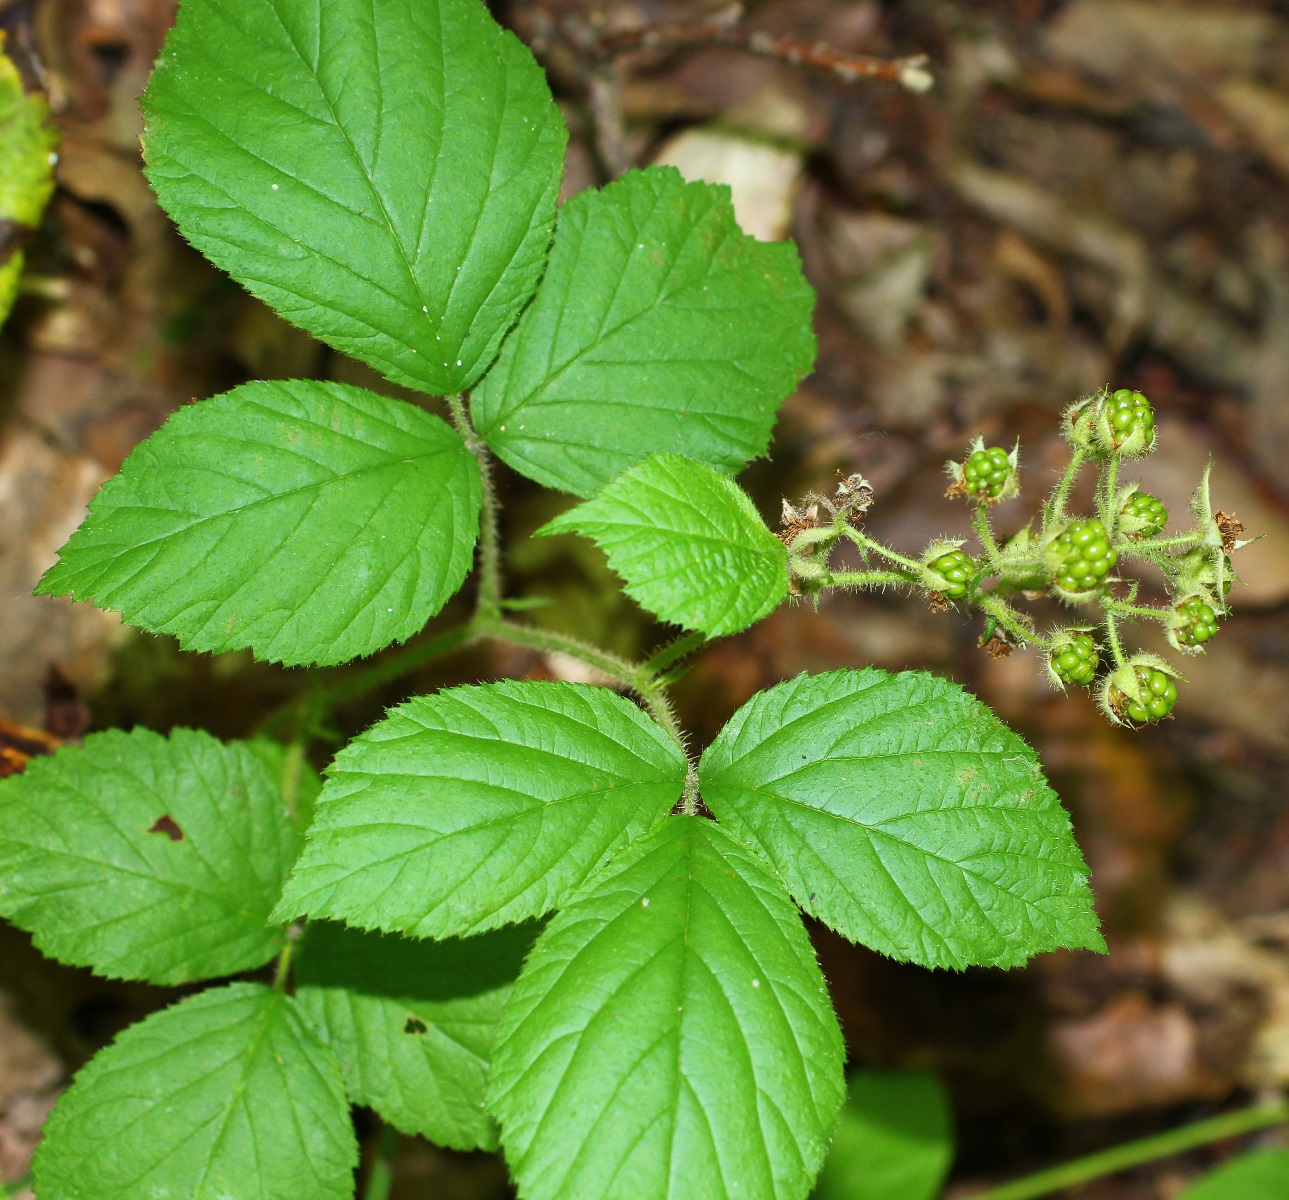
[596,24,933,92]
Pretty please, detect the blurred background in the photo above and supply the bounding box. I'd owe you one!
[2,0,1289,1196]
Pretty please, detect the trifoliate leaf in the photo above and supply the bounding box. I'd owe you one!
[699,669,1105,969]
[295,920,536,1151]
[33,983,357,1200]
[812,1070,953,1200]
[538,454,788,636]
[1180,1150,1289,1200]
[38,380,480,667]
[141,0,565,395]
[472,166,816,497]
[0,37,57,325]
[275,681,686,938]
[0,728,298,985]
[488,817,846,1200]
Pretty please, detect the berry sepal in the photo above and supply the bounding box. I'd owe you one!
[1046,629,1100,689]
[1045,517,1118,603]
[922,540,976,602]
[1117,485,1168,539]
[1167,595,1220,654]
[1099,654,1180,726]
[946,438,1020,506]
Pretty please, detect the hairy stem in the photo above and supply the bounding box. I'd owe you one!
[645,630,709,676]
[272,926,300,992]
[257,623,476,738]
[1102,607,1127,667]
[973,504,1004,573]
[967,1099,1289,1200]
[447,394,504,622]
[1098,455,1120,531]
[838,527,930,579]
[978,593,1050,650]
[824,569,918,590]
[1044,448,1085,531]
[362,1122,400,1200]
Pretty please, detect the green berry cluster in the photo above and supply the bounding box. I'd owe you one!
[1050,633,1099,687]
[1120,491,1168,539]
[1099,388,1155,455]
[1049,519,1117,594]
[1173,595,1219,646]
[926,550,973,600]
[1109,664,1178,724]
[962,446,1013,499]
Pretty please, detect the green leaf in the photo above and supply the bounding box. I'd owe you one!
[0,40,57,325]
[33,983,357,1200]
[538,454,789,636]
[141,0,565,395]
[0,728,299,985]
[488,816,846,1200]
[471,165,817,497]
[295,920,536,1151]
[699,669,1105,969]
[37,380,481,667]
[275,681,686,938]
[813,1070,953,1200]
[1180,1150,1289,1200]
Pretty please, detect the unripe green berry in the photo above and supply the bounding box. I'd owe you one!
[1120,491,1168,539]
[926,549,973,600]
[1173,595,1219,646]
[1108,664,1177,724]
[1048,518,1117,595]
[962,446,1013,499]
[1050,633,1099,687]
[1096,388,1156,457]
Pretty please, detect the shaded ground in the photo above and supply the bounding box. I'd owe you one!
[2,1,1289,1196]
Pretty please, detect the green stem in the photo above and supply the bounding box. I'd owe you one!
[967,1100,1289,1200]
[1044,449,1085,531]
[480,618,693,769]
[2,1173,32,1198]
[256,622,475,738]
[272,926,300,992]
[838,527,930,579]
[824,569,918,590]
[1105,599,1172,623]
[447,394,504,622]
[1102,607,1127,667]
[978,593,1050,650]
[645,630,709,676]
[1098,455,1120,531]
[973,505,1004,573]
[362,1122,400,1200]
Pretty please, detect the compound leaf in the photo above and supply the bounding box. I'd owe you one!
[33,983,357,1200]
[0,728,299,986]
[471,166,816,497]
[488,816,846,1200]
[38,380,480,667]
[0,39,56,325]
[699,669,1105,970]
[142,0,565,395]
[275,681,686,938]
[812,1070,953,1200]
[538,454,788,636]
[295,920,537,1150]
[1180,1150,1289,1199]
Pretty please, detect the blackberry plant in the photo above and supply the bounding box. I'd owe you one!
[0,2,1252,1199]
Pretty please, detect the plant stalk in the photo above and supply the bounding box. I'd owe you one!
[967,1100,1289,1200]
[362,1122,400,1200]
[447,394,504,622]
